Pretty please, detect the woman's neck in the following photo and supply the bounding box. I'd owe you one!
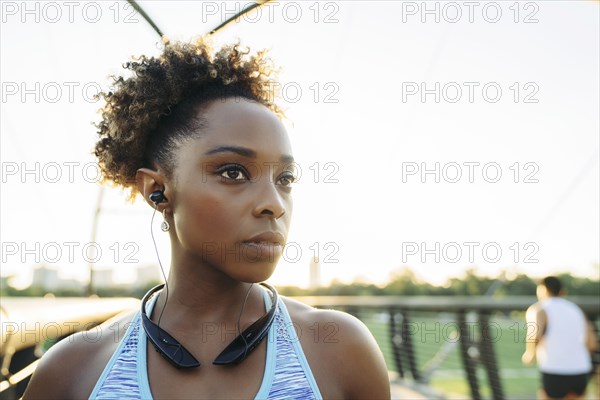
[150,252,263,332]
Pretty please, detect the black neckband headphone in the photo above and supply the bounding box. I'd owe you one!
[142,190,279,369]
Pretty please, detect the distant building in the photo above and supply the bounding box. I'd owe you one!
[31,264,60,291]
[31,264,82,291]
[309,255,321,289]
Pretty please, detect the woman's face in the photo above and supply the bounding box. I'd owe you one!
[167,98,294,283]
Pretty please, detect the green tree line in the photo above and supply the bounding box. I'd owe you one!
[4,269,597,298]
[278,269,599,297]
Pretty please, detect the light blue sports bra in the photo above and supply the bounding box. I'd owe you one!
[89,289,322,399]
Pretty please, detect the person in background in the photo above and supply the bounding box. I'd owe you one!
[522,276,598,400]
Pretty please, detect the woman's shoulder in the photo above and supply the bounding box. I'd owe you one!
[23,309,138,400]
[281,296,372,340]
[281,296,391,399]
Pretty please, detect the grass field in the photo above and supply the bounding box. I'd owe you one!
[361,311,551,399]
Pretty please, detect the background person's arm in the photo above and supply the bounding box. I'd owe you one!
[522,304,546,365]
[586,320,598,352]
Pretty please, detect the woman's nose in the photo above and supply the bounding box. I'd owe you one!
[252,178,287,219]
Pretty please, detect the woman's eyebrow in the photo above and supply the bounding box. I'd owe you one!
[204,145,294,163]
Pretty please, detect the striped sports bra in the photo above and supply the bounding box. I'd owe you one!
[89,289,322,399]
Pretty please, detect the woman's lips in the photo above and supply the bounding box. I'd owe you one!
[240,241,283,261]
[243,231,285,246]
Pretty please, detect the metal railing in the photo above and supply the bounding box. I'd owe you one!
[0,297,139,400]
[294,296,600,400]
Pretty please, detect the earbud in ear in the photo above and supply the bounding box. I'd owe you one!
[149,191,167,205]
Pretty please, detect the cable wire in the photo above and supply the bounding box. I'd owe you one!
[150,205,169,328]
[127,0,164,38]
[237,283,255,360]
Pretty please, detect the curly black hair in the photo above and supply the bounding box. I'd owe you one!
[94,36,283,201]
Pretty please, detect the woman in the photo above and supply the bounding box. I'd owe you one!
[23,37,391,399]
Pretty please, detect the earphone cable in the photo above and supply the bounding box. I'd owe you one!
[151,205,169,328]
[237,282,254,360]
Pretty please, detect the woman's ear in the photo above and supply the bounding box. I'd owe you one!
[136,168,169,209]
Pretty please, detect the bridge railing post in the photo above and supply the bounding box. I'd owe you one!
[389,309,405,378]
[478,311,505,400]
[458,310,481,400]
[400,309,421,382]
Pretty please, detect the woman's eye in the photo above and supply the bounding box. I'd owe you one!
[217,165,249,181]
[278,172,297,187]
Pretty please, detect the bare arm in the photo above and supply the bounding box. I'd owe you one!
[23,310,135,399]
[283,298,390,399]
[316,310,391,399]
[23,331,95,399]
[343,316,390,399]
[586,320,598,352]
[522,304,546,365]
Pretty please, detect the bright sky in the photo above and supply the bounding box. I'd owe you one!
[1,1,598,289]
